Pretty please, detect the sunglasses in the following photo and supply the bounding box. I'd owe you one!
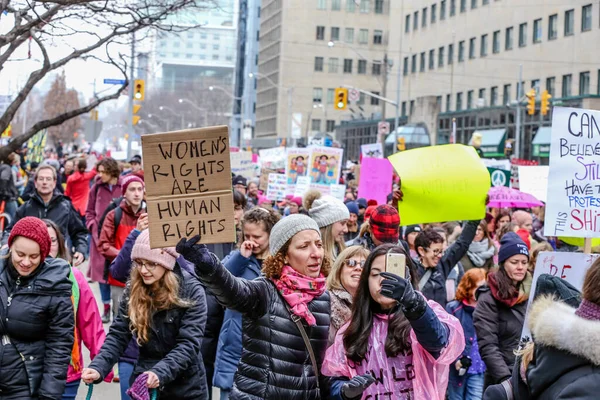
[346,259,366,268]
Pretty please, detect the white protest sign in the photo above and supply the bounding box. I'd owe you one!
[522,251,597,339]
[361,143,383,159]
[259,147,287,170]
[230,151,254,180]
[330,184,346,201]
[518,166,549,203]
[266,173,287,201]
[294,176,311,198]
[545,107,600,237]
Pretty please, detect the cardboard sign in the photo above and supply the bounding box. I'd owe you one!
[309,146,344,185]
[361,143,383,159]
[518,166,549,203]
[545,107,600,238]
[522,251,597,339]
[266,173,287,201]
[358,158,393,205]
[141,126,235,248]
[259,168,277,191]
[286,148,311,185]
[388,144,489,225]
[230,151,254,180]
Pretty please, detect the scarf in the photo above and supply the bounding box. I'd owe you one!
[488,271,532,307]
[575,299,600,321]
[467,239,496,267]
[272,265,326,326]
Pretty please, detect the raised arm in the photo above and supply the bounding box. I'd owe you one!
[439,220,479,278]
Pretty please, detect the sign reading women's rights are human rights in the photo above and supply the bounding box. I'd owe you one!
[545,107,600,238]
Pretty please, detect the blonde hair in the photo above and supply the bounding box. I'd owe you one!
[321,224,346,261]
[327,246,370,291]
[128,266,192,345]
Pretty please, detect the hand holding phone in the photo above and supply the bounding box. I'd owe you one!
[385,252,406,279]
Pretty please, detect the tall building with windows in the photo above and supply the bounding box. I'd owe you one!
[387,0,600,160]
[255,0,391,144]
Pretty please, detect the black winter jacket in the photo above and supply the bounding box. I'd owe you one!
[474,286,526,385]
[0,256,74,399]
[89,266,209,399]
[198,262,331,400]
[2,193,88,256]
[414,220,478,307]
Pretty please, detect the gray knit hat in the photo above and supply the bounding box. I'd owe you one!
[307,195,350,228]
[269,214,321,255]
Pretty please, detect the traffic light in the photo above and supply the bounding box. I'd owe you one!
[541,90,552,116]
[134,79,145,101]
[90,110,99,121]
[526,88,536,116]
[132,104,141,125]
[334,88,348,110]
[397,136,406,151]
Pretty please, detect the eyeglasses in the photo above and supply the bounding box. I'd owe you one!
[132,259,160,271]
[427,248,445,257]
[345,259,366,268]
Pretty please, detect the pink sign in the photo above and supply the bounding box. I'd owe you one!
[357,158,394,205]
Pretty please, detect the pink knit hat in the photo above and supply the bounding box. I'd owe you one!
[131,230,179,270]
[121,174,144,193]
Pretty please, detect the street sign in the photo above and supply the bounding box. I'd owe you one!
[349,89,360,102]
[103,78,126,85]
[378,121,390,135]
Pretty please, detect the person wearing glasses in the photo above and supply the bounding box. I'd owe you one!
[326,246,370,344]
[413,220,479,308]
[83,229,209,400]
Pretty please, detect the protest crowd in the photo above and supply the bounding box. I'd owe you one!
[0,129,599,400]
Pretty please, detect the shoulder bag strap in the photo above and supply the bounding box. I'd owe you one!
[418,268,433,291]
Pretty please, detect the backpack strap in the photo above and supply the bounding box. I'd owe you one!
[418,269,433,291]
[113,205,123,236]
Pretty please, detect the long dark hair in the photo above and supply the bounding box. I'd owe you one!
[343,244,419,363]
[43,219,70,262]
[493,264,522,300]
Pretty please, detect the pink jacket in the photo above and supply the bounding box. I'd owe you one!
[68,268,112,383]
[322,300,465,400]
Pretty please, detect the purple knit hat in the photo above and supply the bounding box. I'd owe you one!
[126,373,152,400]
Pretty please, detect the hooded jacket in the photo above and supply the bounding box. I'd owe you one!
[65,170,96,216]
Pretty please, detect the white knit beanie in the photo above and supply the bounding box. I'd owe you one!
[308,195,350,228]
[269,214,321,255]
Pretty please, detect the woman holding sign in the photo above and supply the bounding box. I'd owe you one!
[322,244,464,400]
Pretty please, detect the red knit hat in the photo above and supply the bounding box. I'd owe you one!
[369,205,400,243]
[122,174,145,193]
[8,217,51,260]
[365,205,377,221]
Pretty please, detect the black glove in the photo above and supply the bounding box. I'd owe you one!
[176,235,219,275]
[380,272,427,319]
[341,374,376,399]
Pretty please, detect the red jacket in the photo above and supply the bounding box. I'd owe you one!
[65,170,97,215]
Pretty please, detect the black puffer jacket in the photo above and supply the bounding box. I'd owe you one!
[198,262,331,400]
[89,265,208,399]
[0,256,74,399]
[1,193,88,256]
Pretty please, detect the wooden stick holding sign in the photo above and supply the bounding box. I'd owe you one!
[584,238,592,254]
[141,126,236,249]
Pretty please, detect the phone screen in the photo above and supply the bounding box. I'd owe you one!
[386,253,406,278]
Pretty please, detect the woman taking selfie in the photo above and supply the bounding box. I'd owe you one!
[82,230,208,399]
[177,214,331,399]
[322,244,464,400]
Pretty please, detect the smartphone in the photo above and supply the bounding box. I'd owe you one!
[386,253,406,279]
[141,200,147,212]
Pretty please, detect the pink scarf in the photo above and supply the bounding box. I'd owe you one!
[272,265,326,326]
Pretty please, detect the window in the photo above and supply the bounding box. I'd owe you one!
[314,57,324,71]
[448,43,454,64]
[358,93,365,105]
[402,101,407,116]
[214,34,220,40]
[403,57,409,75]
[546,77,555,97]
[493,30,500,53]
[548,14,558,40]
[422,7,428,27]
[467,90,473,109]
[471,0,477,9]
[441,0,447,19]
[450,0,456,16]
[358,29,369,44]
[532,79,540,91]
[505,27,514,50]
[186,53,193,58]
[478,88,486,102]
[565,9,574,36]
[331,0,341,10]
[432,4,437,23]
[483,0,489,4]
[469,37,476,59]
[360,0,370,13]
[460,0,466,13]
[375,0,384,14]
[429,49,435,69]
[371,92,380,105]
[173,41,180,48]
[533,19,542,43]
[316,26,325,40]
[186,42,193,49]
[200,43,206,49]
[582,4,592,31]
[480,34,488,56]
[503,84,511,104]
[413,11,419,30]
[358,59,367,74]
[343,59,353,73]
[331,27,340,41]
[580,71,590,95]
[313,88,323,103]
[411,54,417,73]
[200,33,207,39]
[456,92,463,111]
[373,30,383,44]
[327,89,334,104]
[213,44,219,50]
[438,46,445,67]
[347,0,355,12]
[311,119,321,131]
[562,74,572,97]
[458,40,465,62]
[420,52,426,71]
[519,23,527,47]
[317,0,326,10]
[405,15,410,33]
[410,100,415,114]
[446,94,451,111]
[372,62,382,75]
[491,86,498,106]
[212,54,218,60]
[326,120,336,132]
[345,28,354,43]
[328,58,339,73]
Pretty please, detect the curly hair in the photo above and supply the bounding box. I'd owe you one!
[262,239,332,279]
[97,157,120,179]
[455,268,487,303]
[241,207,280,233]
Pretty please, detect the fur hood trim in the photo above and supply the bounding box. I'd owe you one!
[528,295,600,365]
